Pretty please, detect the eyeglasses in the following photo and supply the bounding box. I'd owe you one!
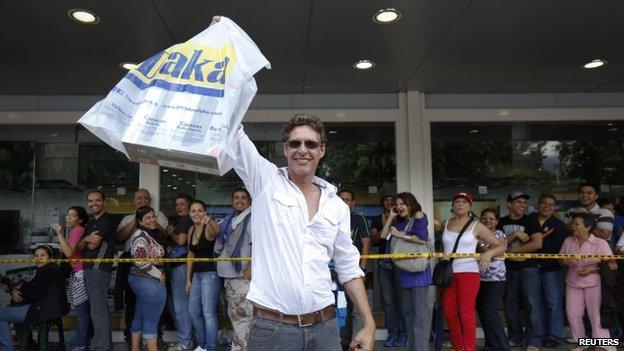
[286,139,321,149]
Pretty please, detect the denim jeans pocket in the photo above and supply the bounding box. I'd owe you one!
[249,317,279,341]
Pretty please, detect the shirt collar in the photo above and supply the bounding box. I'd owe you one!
[573,233,598,245]
[277,167,337,195]
[590,203,600,212]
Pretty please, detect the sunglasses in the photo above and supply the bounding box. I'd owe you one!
[286,139,321,149]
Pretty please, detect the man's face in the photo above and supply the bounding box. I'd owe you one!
[175,198,190,216]
[538,197,556,218]
[134,189,151,208]
[232,191,251,214]
[579,186,598,207]
[339,192,355,210]
[283,125,325,179]
[508,197,527,217]
[87,192,105,215]
[382,196,394,211]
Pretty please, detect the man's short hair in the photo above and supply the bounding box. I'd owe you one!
[578,182,599,194]
[135,188,150,197]
[175,193,194,205]
[86,189,105,201]
[338,189,355,200]
[282,114,327,144]
[232,187,251,201]
[538,194,557,204]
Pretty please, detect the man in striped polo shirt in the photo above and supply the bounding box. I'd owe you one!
[566,183,614,241]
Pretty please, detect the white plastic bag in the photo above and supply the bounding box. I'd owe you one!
[78,16,270,175]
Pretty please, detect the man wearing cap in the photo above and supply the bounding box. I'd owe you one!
[498,191,544,351]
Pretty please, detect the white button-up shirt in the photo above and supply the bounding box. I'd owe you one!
[218,127,364,314]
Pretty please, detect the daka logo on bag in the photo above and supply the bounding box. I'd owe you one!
[125,42,236,98]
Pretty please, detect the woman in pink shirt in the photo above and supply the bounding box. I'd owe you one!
[53,206,91,351]
[559,213,617,347]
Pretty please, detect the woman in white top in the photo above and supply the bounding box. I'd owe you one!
[441,192,505,351]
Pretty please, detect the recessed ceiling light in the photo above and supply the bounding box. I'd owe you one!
[328,130,338,135]
[354,60,375,70]
[173,186,178,190]
[68,9,100,24]
[166,184,171,188]
[373,8,402,24]
[163,169,169,172]
[469,129,479,134]
[172,174,177,177]
[608,127,619,132]
[582,59,607,69]
[120,62,138,70]
[192,185,196,188]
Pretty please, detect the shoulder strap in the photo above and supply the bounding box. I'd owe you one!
[449,217,474,262]
[404,218,415,233]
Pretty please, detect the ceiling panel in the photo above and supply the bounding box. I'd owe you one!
[1,1,624,95]
[0,9,104,94]
[152,0,311,93]
[404,0,624,93]
[304,0,470,93]
[499,5,624,93]
[0,0,176,92]
[595,74,624,92]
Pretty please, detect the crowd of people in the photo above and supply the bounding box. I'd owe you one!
[370,184,623,351]
[0,113,623,351]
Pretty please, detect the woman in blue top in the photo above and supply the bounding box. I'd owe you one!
[380,192,432,351]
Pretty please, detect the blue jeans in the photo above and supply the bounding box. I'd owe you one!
[189,271,221,351]
[171,264,193,347]
[403,286,431,351]
[378,265,406,337]
[75,301,91,347]
[0,304,30,351]
[128,274,167,340]
[247,316,341,351]
[477,281,510,351]
[539,270,564,343]
[504,267,544,347]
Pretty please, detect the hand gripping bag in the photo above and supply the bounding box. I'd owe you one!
[78,16,270,175]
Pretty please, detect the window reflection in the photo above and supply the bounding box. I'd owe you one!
[431,121,624,222]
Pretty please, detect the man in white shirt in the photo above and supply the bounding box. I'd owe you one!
[218,114,375,351]
[117,188,168,249]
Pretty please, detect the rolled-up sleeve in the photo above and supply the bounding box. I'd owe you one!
[332,205,365,284]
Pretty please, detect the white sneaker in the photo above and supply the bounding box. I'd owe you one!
[193,347,207,351]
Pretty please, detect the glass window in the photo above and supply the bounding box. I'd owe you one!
[159,122,396,221]
[0,125,139,251]
[431,121,624,223]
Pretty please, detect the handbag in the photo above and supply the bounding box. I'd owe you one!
[431,217,474,287]
[390,218,431,272]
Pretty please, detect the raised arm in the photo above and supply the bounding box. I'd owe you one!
[217,127,276,197]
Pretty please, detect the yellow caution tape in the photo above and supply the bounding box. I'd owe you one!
[0,252,621,265]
